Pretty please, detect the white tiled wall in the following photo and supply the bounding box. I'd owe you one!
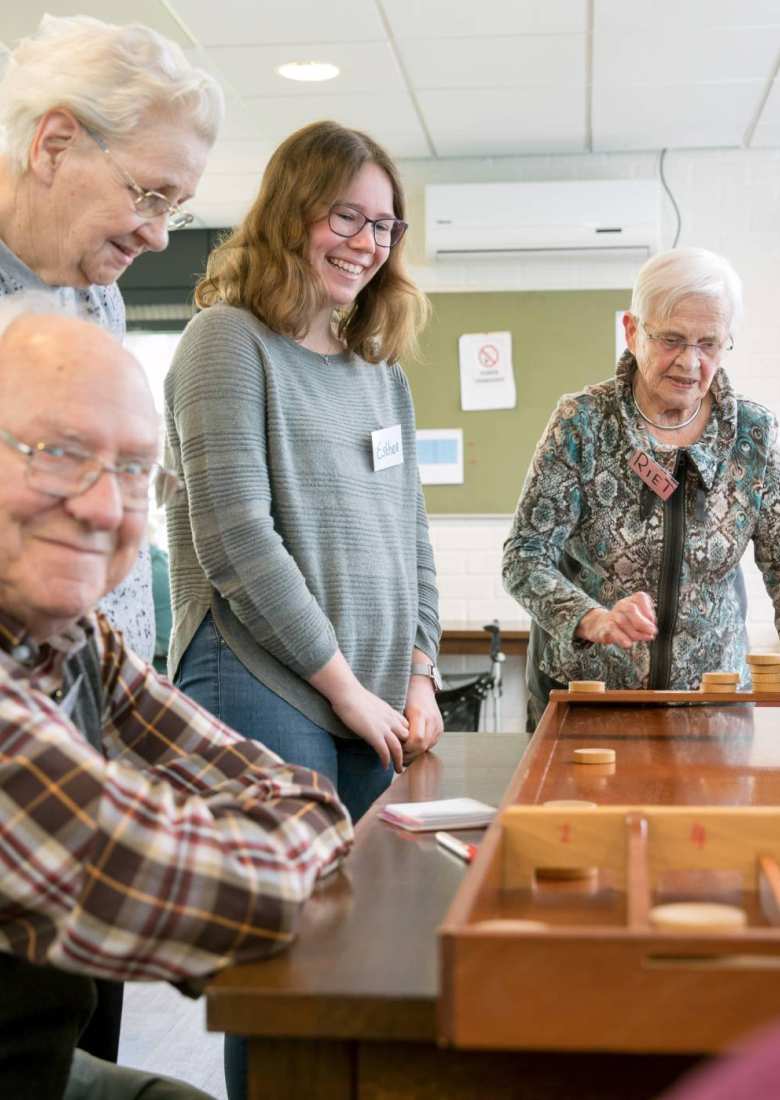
[412,145,780,722]
[429,516,520,625]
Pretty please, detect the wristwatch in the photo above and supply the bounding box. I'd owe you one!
[411,661,443,692]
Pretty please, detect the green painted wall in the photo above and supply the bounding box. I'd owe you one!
[403,289,631,514]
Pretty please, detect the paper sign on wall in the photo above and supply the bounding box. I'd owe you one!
[458,331,516,411]
[416,429,463,485]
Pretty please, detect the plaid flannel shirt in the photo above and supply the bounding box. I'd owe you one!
[0,611,353,983]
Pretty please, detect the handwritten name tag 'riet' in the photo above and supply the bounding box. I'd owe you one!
[628,449,679,501]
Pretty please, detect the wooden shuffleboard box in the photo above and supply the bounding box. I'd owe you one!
[439,690,780,1054]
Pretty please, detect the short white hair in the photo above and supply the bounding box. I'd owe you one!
[631,247,743,330]
[0,14,224,173]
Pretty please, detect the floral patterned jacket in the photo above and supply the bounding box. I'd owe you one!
[503,353,780,713]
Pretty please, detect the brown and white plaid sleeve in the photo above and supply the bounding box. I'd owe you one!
[0,615,353,983]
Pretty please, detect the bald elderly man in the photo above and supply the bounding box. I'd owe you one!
[0,298,352,1100]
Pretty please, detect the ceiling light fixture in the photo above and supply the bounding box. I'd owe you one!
[276,61,340,83]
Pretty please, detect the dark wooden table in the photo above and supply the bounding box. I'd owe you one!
[206,732,703,1099]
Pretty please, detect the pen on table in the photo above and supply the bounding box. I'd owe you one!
[435,831,478,863]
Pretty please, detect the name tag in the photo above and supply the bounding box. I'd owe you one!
[371,424,404,471]
[628,448,679,501]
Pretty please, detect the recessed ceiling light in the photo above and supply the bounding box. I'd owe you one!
[276,61,340,83]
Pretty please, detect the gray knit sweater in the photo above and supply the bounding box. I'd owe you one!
[164,304,440,738]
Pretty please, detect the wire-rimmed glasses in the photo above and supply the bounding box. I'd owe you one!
[641,321,734,360]
[86,128,194,231]
[0,428,181,512]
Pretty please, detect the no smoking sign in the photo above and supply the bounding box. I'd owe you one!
[477,343,500,369]
[458,330,516,411]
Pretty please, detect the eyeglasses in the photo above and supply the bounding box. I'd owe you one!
[0,428,181,512]
[86,128,194,231]
[641,321,734,360]
[328,203,407,248]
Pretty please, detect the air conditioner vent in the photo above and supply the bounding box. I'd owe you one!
[426,180,660,260]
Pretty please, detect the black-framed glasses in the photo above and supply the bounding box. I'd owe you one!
[0,428,181,512]
[641,321,734,359]
[328,203,407,248]
[85,128,194,231]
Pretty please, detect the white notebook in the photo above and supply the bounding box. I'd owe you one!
[379,797,496,832]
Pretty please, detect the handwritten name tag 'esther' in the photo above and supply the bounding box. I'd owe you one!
[371,424,404,472]
[628,449,679,501]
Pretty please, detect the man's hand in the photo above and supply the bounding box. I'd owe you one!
[576,592,657,649]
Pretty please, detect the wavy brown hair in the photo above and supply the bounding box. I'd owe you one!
[195,120,429,364]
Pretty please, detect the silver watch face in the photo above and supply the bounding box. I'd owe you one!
[432,665,443,691]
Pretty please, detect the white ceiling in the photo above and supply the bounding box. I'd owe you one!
[1,0,779,226]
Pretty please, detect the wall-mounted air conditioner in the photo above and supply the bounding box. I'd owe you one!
[425,180,660,260]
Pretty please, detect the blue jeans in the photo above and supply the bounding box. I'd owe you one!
[175,613,394,1100]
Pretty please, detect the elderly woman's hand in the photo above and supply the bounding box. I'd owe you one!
[576,592,657,648]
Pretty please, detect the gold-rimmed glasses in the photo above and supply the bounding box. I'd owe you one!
[85,128,194,231]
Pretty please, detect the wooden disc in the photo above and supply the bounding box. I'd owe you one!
[750,670,780,682]
[648,902,747,933]
[701,671,740,684]
[747,653,780,665]
[542,799,598,808]
[573,747,616,765]
[700,684,738,693]
[472,919,548,933]
[568,680,606,693]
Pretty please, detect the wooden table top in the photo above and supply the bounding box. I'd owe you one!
[206,733,527,1042]
[207,695,780,1051]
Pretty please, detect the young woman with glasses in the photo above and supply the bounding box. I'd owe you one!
[165,119,442,822]
[166,122,442,1096]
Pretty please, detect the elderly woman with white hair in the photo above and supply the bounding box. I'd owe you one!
[503,246,780,729]
[0,14,222,661]
[0,14,223,1082]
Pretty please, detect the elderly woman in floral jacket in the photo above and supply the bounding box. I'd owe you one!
[503,247,780,729]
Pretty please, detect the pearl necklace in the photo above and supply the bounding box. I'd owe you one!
[632,386,702,431]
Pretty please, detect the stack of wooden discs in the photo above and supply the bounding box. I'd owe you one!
[700,671,739,693]
[747,653,780,694]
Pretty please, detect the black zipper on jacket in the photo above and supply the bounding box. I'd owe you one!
[648,450,687,690]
